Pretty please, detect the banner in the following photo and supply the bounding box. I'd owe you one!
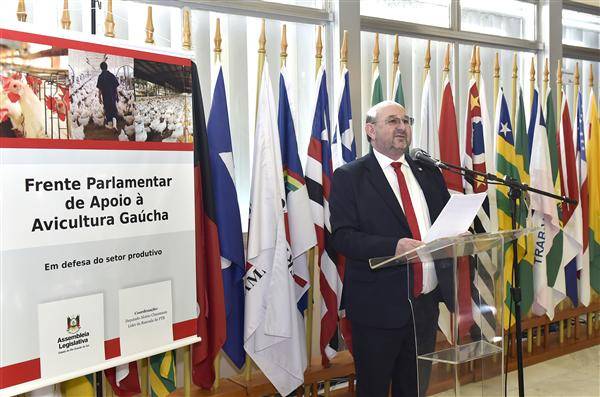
[0,29,198,395]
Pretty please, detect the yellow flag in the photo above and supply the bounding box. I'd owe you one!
[61,375,94,397]
[587,89,600,294]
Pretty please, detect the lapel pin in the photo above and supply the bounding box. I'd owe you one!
[418,167,423,171]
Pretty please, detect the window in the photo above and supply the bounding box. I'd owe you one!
[460,0,536,40]
[562,9,600,48]
[360,0,451,28]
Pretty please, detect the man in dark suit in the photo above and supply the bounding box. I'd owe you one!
[330,101,450,397]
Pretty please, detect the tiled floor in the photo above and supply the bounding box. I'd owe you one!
[432,345,600,397]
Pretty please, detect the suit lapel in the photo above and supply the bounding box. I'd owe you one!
[364,152,411,230]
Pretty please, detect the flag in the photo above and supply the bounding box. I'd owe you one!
[332,66,356,170]
[105,363,141,397]
[463,79,493,232]
[371,62,383,106]
[558,95,583,307]
[278,65,317,313]
[587,88,600,294]
[438,76,462,193]
[191,62,227,389]
[62,375,94,397]
[305,65,346,365]
[462,78,498,337]
[494,88,531,328]
[418,72,438,158]
[543,88,567,316]
[529,88,561,319]
[391,66,405,107]
[150,352,176,397]
[207,63,246,368]
[512,88,535,320]
[244,61,307,396]
[575,89,590,306]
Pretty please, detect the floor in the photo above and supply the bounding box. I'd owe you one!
[432,345,600,397]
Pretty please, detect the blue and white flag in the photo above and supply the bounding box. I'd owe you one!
[207,63,246,369]
[278,66,317,314]
[332,67,356,170]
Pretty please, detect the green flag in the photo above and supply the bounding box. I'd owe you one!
[544,88,566,315]
[392,68,405,107]
[514,88,534,317]
[371,65,384,106]
[150,351,176,397]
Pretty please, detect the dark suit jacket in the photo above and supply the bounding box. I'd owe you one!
[330,151,451,329]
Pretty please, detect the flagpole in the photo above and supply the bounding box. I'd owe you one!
[140,358,149,396]
[244,19,266,383]
[316,25,323,77]
[493,52,500,112]
[423,40,431,85]
[341,30,349,72]
[542,58,549,104]
[536,58,550,349]
[209,17,223,393]
[442,43,450,86]
[511,54,518,130]
[372,32,380,90]
[556,59,566,345]
[280,24,287,68]
[469,46,476,82]
[474,46,481,87]
[573,63,580,123]
[526,57,536,354]
[391,34,399,97]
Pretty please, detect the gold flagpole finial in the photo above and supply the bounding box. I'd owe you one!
[373,33,380,64]
[512,53,518,79]
[469,46,476,77]
[424,40,431,71]
[493,52,500,111]
[544,58,549,84]
[393,34,399,67]
[591,63,595,88]
[182,8,192,50]
[510,53,518,126]
[574,62,580,86]
[315,25,323,73]
[557,59,563,86]
[105,0,115,37]
[214,18,222,62]
[340,30,348,69]
[475,46,481,71]
[443,43,450,73]
[17,0,27,22]
[145,6,155,44]
[61,0,71,30]
[529,57,536,107]
[259,19,266,55]
[280,24,288,67]
[493,52,500,79]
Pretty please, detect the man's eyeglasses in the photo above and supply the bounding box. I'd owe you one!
[379,116,415,127]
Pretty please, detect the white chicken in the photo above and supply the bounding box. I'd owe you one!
[118,129,129,141]
[2,77,47,138]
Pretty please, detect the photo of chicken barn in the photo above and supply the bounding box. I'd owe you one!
[68,49,136,141]
[0,38,70,139]
[133,58,193,143]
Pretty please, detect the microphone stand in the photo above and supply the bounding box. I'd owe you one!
[422,155,576,397]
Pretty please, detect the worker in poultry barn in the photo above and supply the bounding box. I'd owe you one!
[96,61,119,128]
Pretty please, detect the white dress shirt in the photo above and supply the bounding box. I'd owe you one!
[372,148,438,293]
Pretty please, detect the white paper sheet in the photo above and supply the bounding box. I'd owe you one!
[424,193,487,243]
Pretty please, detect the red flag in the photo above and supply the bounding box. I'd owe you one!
[104,363,141,397]
[438,78,462,193]
[190,62,227,389]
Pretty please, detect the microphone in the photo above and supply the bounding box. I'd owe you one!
[408,148,448,169]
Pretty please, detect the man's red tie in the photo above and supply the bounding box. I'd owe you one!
[391,162,423,297]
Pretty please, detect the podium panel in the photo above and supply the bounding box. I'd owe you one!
[370,229,538,397]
